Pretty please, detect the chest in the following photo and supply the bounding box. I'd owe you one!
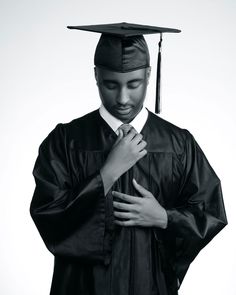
[68,143,182,207]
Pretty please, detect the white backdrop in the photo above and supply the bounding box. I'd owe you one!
[0,0,235,294]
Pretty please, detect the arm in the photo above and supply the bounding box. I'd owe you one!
[30,124,112,264]
[161,130,227,287]
[30,124,147,263]
[110,129,227,289]
[100,128,147,195]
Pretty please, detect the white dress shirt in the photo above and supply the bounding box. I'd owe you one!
[99,104,148,135]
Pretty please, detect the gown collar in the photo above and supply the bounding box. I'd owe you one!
[99,104,148,134]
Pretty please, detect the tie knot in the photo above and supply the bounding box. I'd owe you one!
[118,124,133,136]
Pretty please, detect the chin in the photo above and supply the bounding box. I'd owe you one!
[119,115,134,123]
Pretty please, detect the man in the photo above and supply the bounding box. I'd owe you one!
[30,23,227,295]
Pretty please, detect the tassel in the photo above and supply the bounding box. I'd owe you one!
[155,33,162,114]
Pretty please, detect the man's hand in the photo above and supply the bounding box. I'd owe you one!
[112,179,168,229]
[100,129,147,195]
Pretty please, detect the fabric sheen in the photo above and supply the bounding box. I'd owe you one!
[30,109,227,295]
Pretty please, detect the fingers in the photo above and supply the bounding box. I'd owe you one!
[113,195,138,226]
[132,179,150,197]
[125,130,143,144]
[119,128,147,151]
[131,133,143,144]
[137,139,147,150]
[113,210,133,219]
[118,128,124,138]
[137,149,147,159]
[113,201,134,211]
[113,199,137,225]
[114,128,124,144]
[126,132,147,151]
[112,191,141,204]
[124,131,147,156]
[124,128,137,140]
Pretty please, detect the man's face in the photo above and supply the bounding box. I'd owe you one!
[95,67,151,123]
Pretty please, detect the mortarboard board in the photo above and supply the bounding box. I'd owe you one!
[67,22,181,113]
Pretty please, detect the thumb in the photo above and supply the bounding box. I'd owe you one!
[114,129,123,144]
[132,179,151,197]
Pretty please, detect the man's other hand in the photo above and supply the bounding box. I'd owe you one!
[113,179,168,229]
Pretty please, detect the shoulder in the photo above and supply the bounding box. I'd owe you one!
[146,110,193,154]
[147,110,187,135]
[51,109,99,134]
[39,109,100,149]
[63,109,100,132]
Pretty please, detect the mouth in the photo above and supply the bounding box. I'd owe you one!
[114,107,132,115]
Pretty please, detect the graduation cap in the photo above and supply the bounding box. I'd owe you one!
[67,22,181,113]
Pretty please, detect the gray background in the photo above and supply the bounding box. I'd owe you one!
[0,0,235,294]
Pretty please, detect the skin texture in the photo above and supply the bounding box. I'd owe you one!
[100,128,147,192]
[113,179,167,229]
[96,67,167,229]
[94,67,151,123]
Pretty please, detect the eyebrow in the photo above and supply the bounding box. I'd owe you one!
[102,79,118,83]
[128,78,144,83]
[102,78,144,83]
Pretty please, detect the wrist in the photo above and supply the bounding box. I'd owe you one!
[154,208,168,229]
[100,165,117,196]
[160,209,168,229]
[100,165,117,183]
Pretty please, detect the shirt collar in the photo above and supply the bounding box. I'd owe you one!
[99,104,148,134]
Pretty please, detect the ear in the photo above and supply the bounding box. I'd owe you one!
[146,66,151,84]
[94,67,98,84]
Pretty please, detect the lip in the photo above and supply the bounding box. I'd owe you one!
[115,107,132,115]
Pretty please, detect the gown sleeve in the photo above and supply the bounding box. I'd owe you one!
[30,123,113,264]
[163,130,227,288]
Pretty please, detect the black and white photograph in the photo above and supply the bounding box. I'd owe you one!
[0,1,235,294]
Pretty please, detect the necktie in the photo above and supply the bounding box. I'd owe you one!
[118,124,137,136]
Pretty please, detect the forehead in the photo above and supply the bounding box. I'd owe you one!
[96,67,148,82]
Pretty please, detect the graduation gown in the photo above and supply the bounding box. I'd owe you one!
[30,109,227,295]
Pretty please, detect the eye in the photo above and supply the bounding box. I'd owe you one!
[103,82,118,90]
[127,81,142,89]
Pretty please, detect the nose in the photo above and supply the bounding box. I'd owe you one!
[116,86,129,105]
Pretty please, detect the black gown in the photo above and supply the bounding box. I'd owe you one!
[30,109,227,295]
